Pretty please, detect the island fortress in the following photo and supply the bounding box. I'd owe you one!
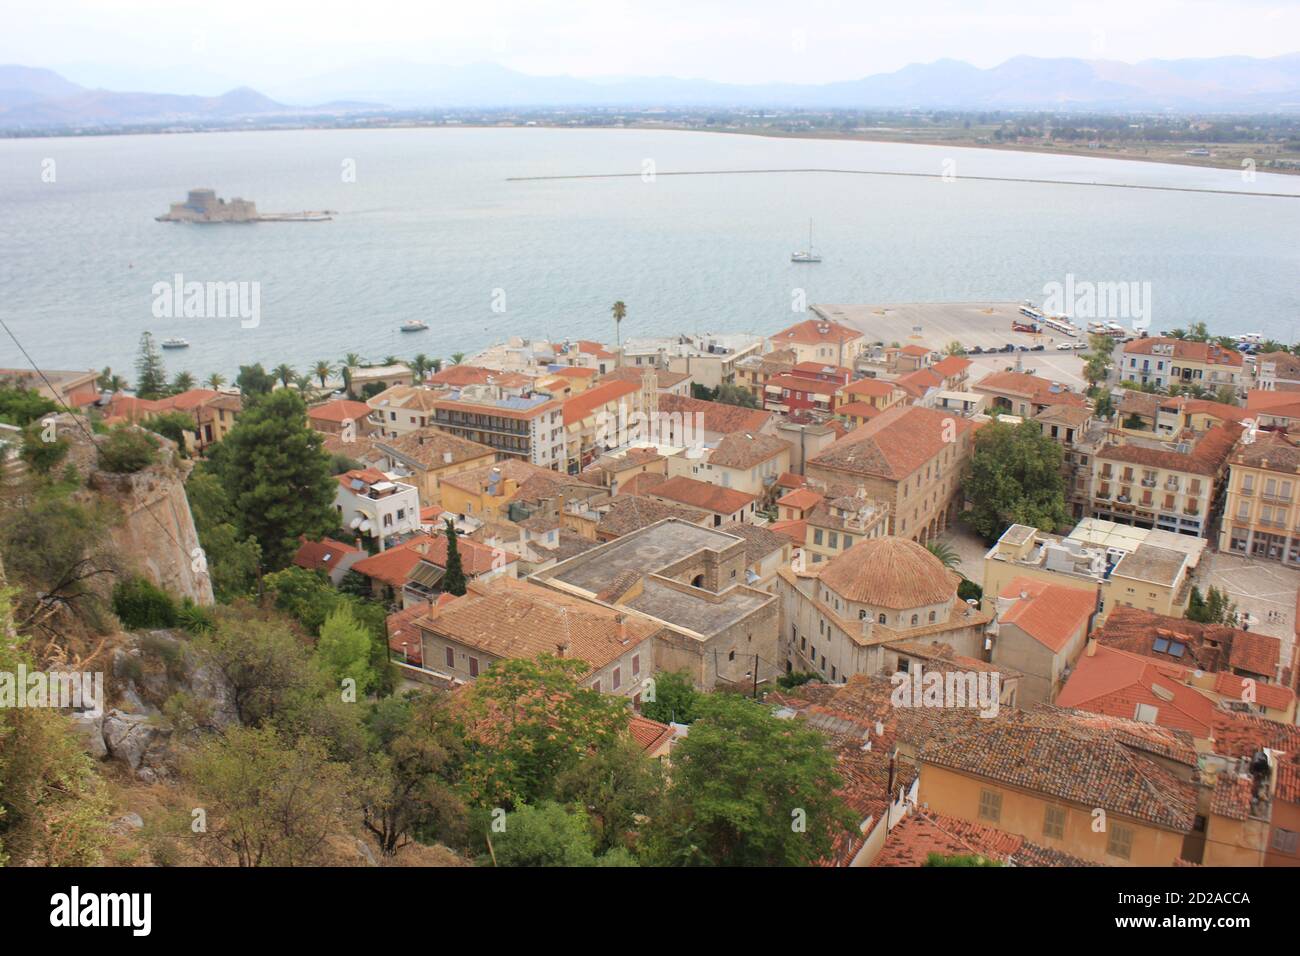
[157,188,332,222]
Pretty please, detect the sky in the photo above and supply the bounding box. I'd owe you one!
[6,0,1299,91]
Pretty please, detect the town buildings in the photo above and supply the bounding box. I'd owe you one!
[429,383,565,469]
[374,429,497,506]
[769,315,865,367]
[1219,429,1300,563]
[1120,337,1244,393]
[332,467,422,551]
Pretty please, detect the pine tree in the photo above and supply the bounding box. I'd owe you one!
[134,332,168,399]
[441,518,467,596]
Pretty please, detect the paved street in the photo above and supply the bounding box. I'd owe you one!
[1197,550,1298,672]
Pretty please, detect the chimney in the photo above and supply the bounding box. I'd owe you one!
[556,641,570,658]
[615,612,627,642]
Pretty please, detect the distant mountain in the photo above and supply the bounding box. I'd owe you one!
[3,53,1299,130]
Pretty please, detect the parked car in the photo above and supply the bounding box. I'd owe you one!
[1073,341,1088,349]
[970,345,983,354]
[1031,344,1045,351]
[1002,344,1015,352]
[1056,342,1075,350]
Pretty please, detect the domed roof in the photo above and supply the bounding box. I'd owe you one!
[818,537,958,610]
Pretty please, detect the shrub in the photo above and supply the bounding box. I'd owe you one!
[112,576,179,630]
[957,579,983,603]
[98,428,159,474]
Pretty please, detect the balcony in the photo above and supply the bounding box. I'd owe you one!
[1141,478,1157,488]
[1095,491,1112,500]
[1164,480,1180,492]
[1262,493,1292,504]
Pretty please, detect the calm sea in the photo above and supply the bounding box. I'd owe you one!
[1,126,1298,382]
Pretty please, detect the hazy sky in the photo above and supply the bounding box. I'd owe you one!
[8,0,1299,89]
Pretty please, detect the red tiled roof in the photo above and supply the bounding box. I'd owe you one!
[809,404,974,482]
[629,715,675,753]
[309,399,373,423]
[1125,336,1243,368]
[427,365,495,387]
[931,355,972,378]
[839,377,898,399]
[1213,672,1294,712]
[972,370,1088,407]
[777,488,823,510]
[766,372,843,395]
[873,810,1093,867]
[1056,644,1215,738]
[352,531,516,587]
[387,601,431,666]
[767,519,807,543]
[997,577,1096,653]
[657,393,772,436]
[650,475,756,515]
[292,536,363,574]
[771,318,862,346]
[835,400,884,421]
[562,379,639,425]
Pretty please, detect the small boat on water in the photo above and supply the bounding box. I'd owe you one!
[161,337,190,349]
[401,320,429,332]
[791,219,821,263]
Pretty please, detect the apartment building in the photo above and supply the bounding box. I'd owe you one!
[1219,429,1300,564]
[430,383,565,469]
[1089,423,1240,537]
[560,378,644,474]
[805,404,974,543]
[763,362,852,417]
[333,468,421,552]
[620,332,763,390]
[366,384,447,439]
[971,370,1089,418]
[374,429,497,506]
[769,314,865,367]
[1120,337,1244,392]
[1253,350,1300,392]
[733,348,797,403]
[667,432,791,496]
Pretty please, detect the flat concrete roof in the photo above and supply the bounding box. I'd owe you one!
[1113,544,1188,587]
[547,520,744,595]
[624,578,770,636]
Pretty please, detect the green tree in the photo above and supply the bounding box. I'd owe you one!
[134,331,168,399]
[19,421,69,475]
[235,364,276,400]
[1213,385,1238,406]
[184,724,352,867]
[459,655,630,809]
[961,419,1071,542]
[204,372,226,391]
[143,410,197,453]
[925,540,960,569]
[273,364,296,389]
[0,385,57,427]
[643,694,856,866]
[640,669,698,724]
[312,360,335,389]
[112,576,179,629]
[714,383,759,409]
[199,613,316,727]
[441,518,467,596]
[186,466,262,601]
[358,695,468,856]
[170,371,196,394]
[611,300,627,350]
[208,389,338,569]
[97,427,159,474]
[553,737,663,854]
[316,603,377,695]
[490,801,601,867]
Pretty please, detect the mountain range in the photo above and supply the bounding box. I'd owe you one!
[2,54,1299,130]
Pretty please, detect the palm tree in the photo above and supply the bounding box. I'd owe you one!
[294,372,317,399]
[410,354,431,382]
[450,352,465,366]
[383,355,400,367]
[341,353,362,398]
[430,357,443,374]
[273,363,296,388]
[611,300,626,350]
[170,371,196,394]
[313,360,335,389]
[925,540,961,570]
[205,372,226,390]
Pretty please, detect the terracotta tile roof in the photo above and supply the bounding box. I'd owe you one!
[774,472,807,490]
[1096,607,1278,678]
[628,714,675,753]
[931,356,972,378]
[1228,630,1283,678]
[427,365,496,387]
[387,601,431,666]
[335,467,390,490]
[352,531,516,586]
[972,370,1088,407]
[1098,422,1241,476]
[777,488,823,510]
[922,706,1199,831]
[440,459,557,496]
[835,401,885,422]
[997,577,1096,653]
[818,537,957,609]
[596,495,709,538]
[577,340,617,359]
[1034,403,1092,428]
[650,475,756,515]
[1210,770,1257,821]
[900,344,929,357]
[377,429,495,469]
[292,536,363,574]
[705,432,790,470]
[1210,711,1300,803]
[1256,350,1300,380]
[873,810,1095,867]
[718,522,790,564]
[368,384,444,413]
[767,518,807,543]
[840,377,899,400]
[767,372,843,395]
[562,379,640,426]
[1056,644,1215,738]
[657,393,773,436]
[1213,671,1294,711]
[771,318,863,347]
[1229,428,1300,472]
[616,471,667,497]
[416,576,657,673]
[603,366,689,389]
[553,366,596,379]
[1125,336,1243,368]
[308,398,373,424]
[893,368,943,399]
[808,404,974,482]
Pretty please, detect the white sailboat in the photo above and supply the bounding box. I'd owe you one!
[791,219,822,263]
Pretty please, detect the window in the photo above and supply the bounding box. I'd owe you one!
[910,614,919,626]
[978,789,1002,823]
[728,650,736,661]
[612,667,621,690]
[1271,829,1299,855]
[1107,823,1134,861]
[468,656,479,678]
[591,677,600,692]
[631,654,640,677]
[813,529,824,545]
[445,647,455,668]
[928,610,936,623]
[1043,805,1065,839]
[1134,703,1159,723]
[878,613,887,624]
